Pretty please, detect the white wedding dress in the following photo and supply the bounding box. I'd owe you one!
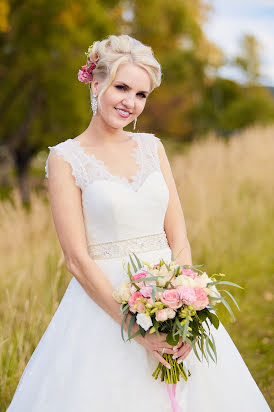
[6,132,271,412]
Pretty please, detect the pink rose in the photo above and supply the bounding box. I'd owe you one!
[132,271,147,281]
[166,308,176,319]
[131,271,147,289]
[177,285,197,305]
[192,288,209,310]
[156,308,176,321]
[160,289,182,309]
[140,286,153,298]
[128,292,143,313]
[155,309,168,321]
[182,269,198,279]
[135,301,146,313]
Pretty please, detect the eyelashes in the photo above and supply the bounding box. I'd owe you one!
[115,85,146,99]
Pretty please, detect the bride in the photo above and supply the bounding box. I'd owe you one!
[7,34,271,412]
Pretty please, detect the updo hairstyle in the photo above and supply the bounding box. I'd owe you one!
[89,34,162,108]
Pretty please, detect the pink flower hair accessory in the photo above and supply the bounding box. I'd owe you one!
[78,44,100,85]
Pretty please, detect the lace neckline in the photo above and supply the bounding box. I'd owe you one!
[68,132,143,191]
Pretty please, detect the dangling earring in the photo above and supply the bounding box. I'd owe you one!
[91,94,97,116]
[133,117,137,130]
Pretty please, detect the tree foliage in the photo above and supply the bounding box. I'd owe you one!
[0,1,273,204]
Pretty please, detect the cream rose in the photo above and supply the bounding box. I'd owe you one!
[173,275,195,288]
[112,281,131,303]
[136,313,153,331]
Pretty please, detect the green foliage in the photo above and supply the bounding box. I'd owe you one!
[192,79,274,134]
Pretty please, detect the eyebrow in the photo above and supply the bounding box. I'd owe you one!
[114,81,150,94]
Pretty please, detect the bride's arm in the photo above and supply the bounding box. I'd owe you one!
[157,140,192,267]
[46,150,136,334]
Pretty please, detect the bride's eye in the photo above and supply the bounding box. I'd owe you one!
[138,92,146,99]
[115,85,146,99]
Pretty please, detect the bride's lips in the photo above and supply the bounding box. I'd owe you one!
[115,107,132,118]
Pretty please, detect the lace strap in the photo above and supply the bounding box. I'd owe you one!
[45,139,84,189]
[140,132,161,170]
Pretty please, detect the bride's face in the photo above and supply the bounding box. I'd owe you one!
[92,63,151,129]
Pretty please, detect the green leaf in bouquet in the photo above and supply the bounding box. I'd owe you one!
[207,304,217,312]
[121,303,129,313]
[189,264,204,269]
[166,332,180,346]
[185,337,201,362]
[131,252,143,269]
[121,310,129,342]
[207,311,220,329]
[205,335,217,363]
[127,328,142,340]
[123,260,132,280]
[129,254,138,273]
[127,262,132,279]
[171,250,175,261]
[189,319,199,336]
[209,280,243,289]
[214,295,236,321]
[203,318,211,333]
[127,313,137,341]
[210,333,218,362]
[141,276,162,282]
[182,318,190,341]
[200,334,207,361]
[175,317,185,334]
[222,289,241,311]
[172,318,177,338]
[197,308,209,322]
[140,327,146,337]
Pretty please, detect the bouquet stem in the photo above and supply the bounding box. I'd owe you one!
[152,354,189,384]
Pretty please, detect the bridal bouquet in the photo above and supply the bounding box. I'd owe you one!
[112,252,243,384]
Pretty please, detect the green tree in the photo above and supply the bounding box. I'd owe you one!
[0,0,120,205]
[234,33,262,85]
[129,0,223,139]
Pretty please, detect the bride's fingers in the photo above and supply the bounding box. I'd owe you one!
[176,345,192,363]
[155,347,174,355]
[152,350,171,369]
[172,343,192,359]
[158,335,175,349]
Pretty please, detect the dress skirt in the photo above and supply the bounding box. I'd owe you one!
[6,246,271,412]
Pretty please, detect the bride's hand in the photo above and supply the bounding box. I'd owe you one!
[135,332,178,369]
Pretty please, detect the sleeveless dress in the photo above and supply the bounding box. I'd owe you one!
[6,132,271,412]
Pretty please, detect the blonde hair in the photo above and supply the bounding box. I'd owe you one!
[88,34,162,108]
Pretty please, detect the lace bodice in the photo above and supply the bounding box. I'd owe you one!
[45,132,170,248]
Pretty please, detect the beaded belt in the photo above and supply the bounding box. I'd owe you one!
[87,231,169,260]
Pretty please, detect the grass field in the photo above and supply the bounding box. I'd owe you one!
[0,125,273,410]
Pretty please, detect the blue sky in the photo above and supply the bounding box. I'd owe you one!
[203,0,274,85]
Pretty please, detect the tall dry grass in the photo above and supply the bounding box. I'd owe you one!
[0,125,273,410]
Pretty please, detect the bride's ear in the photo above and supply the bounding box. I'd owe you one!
[91,80,99,96]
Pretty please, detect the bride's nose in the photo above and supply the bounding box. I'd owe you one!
[121,94,135,108]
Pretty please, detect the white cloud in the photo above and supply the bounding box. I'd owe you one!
[204,0,274,85]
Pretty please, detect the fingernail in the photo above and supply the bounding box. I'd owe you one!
[177,359,182,364]
[173,346,178,350]
[172,355,178,359]
[167,365,171,369]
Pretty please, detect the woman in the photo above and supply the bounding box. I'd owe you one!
[7,34,271,412]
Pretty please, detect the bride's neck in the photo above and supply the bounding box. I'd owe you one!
[84,115,130,146]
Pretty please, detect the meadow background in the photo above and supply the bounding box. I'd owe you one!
[0,0,273,410]
[1,125,273,410]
